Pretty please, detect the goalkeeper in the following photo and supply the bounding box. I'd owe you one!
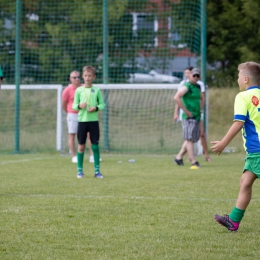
[72,66,105,179]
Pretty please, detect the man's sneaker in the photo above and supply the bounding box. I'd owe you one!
[72,156,77,163]
[77,172,84,178]
[214,214,240,231]
[190,161,200,169]
[174,158,184,166]
[95,172,103,179]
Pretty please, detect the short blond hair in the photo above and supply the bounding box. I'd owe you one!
[238,61,260,85]
[82,66,96,75]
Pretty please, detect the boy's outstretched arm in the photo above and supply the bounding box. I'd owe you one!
[211,121,244,155]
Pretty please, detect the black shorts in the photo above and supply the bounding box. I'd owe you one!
[77,121,100,145]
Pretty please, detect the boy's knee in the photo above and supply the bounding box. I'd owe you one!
[78,144,85,153]
[240,171,256,188]
[91,144,99,152]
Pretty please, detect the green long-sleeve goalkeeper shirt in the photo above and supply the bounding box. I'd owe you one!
[72,86,105,122]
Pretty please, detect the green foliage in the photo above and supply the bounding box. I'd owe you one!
[6,0,260,87]
[1,0,204,84]
[171,0,201,54]
[239,0,260,63]
[207,0,244,73]
[207,0,260,87]
[1,0,149,84]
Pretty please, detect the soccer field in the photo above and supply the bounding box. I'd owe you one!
[1,153,260,259]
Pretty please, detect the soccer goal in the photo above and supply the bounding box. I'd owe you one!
[1,84,207,155]
[61,84,207,155]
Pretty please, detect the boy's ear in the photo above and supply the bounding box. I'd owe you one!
[244,76,249,83]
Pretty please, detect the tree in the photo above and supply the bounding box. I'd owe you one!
[238,0,260,63]
[207,0,260,86]
[1,0,145,84]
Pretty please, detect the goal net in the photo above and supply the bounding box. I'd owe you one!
[61,84,183,155]
[61,84,206,155]
[0,0,206,155]
[0,84,206,155]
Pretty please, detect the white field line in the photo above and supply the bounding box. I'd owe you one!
[0,157,53,165]
[3,193,260,202]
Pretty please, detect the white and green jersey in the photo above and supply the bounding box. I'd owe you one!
[72,85,105,122]
[234,86,260,153]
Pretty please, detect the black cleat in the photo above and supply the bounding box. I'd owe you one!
[174,158,184,166]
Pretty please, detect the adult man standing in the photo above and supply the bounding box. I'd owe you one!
[174,68,202,169]
[174,67,212,162]
[62,71,82,163]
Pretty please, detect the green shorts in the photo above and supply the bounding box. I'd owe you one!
[243,153,260,178]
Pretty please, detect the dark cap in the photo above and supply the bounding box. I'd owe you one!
[191,68,200,76]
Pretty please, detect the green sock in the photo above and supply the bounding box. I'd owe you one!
[77,151,84,172]
[91,144,100,173]
[229,207,245,222]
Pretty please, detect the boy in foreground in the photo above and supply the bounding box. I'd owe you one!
[72,66,105,179]
[211,61,260,231]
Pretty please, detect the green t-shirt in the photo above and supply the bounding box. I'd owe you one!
[72,85,105,122]
[0,66,3,79]
[181,82,201,121]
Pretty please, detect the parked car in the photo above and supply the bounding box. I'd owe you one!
[127,70,180,83]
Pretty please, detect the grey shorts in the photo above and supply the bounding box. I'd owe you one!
[67,113,78,134]
[182,119,200,142]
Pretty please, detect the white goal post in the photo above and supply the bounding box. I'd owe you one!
[2,84,63,151]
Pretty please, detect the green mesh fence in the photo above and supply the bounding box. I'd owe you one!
[0,0,206,154]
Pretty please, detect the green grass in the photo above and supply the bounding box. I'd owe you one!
[1,153,260,259]
[208,87,243,152]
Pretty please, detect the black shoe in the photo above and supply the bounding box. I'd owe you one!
[174,158,184,166]
[190,161,200,169]
[192,161,200,167]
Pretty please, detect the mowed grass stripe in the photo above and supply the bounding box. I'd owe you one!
[1,153,260,260]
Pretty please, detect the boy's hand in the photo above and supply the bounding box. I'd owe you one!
[80,102,87,109]
[88,107,97,112]
[211,141,225,155]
